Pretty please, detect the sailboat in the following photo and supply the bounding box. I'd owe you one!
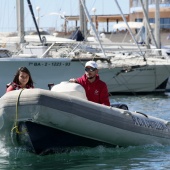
[0,0,170,97]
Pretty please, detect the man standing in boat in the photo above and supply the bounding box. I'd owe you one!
[69,61,110,106]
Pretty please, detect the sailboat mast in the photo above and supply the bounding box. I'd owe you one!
[139,0,159,49]
[16,0,25,44]
[155,0,161,49]
[79,0,87,38]
[144,0,149,47]
[80,0,107,58]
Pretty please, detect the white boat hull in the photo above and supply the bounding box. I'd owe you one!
[0,56,170,96]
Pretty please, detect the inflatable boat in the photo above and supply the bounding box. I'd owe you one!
[0,82,170,155]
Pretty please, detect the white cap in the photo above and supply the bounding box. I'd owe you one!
[85,61,98,69]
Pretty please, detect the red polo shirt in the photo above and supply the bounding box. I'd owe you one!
[76,74,110,106]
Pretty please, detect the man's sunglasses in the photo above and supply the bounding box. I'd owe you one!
[85,67,97,72]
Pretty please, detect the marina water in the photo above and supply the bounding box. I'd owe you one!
[1,93,170,170]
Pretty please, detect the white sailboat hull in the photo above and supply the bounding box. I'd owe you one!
[0,56,170,96]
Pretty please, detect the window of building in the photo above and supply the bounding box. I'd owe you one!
[160,18,164,29]
[162,18,170,29]
[135,18,143,22]
[149,18,155,23]
[148,18,170,29]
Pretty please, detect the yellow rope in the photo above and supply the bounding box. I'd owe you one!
[11,89,26,134]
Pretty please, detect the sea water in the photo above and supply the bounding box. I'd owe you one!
[1,93,170,170]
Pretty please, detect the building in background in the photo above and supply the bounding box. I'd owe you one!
[129,0,170,31]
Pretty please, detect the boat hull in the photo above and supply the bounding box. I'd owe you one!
[15,121,114,154]
[0,57,170,96]
[1,89,170,154]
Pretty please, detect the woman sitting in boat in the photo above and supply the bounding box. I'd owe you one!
[69,61,110,106]
[6,67,34,92]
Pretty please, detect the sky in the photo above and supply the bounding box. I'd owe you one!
[0,0,129,33]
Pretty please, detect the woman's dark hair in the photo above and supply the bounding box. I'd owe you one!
[13,67,34,87]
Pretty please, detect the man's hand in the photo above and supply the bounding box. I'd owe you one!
[69,78,77,83]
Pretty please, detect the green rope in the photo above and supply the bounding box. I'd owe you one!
[11,89,26,134]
